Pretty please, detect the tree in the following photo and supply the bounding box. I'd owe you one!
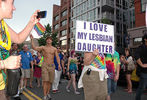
[38,23,58,47]
[101,18,111,24]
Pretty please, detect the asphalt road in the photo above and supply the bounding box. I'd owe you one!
[11,79,147,100]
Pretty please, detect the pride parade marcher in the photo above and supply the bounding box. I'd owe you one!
[66,50,80,95]
[105,50,120,100]
[78,49,108,100]
[30,35,61,100]
[0,0,40,99]
[52,46,65,93]
[33,52,43,87]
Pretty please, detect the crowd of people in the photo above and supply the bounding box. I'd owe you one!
[5,34,146,100]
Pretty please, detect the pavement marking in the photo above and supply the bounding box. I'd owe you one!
[23,91,35,100]
[25,88,42,100]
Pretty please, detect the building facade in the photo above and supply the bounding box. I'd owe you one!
[52,0,71,53]
[128,0,147,54]
[71,0,135,52]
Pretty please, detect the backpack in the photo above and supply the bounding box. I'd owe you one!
[127,56,135,71]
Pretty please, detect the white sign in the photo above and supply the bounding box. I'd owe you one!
[75,20,114,54]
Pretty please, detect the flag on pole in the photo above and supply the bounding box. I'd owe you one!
[34,22,46,36]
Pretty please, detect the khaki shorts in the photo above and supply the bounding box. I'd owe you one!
[82,71,107,100]
[42,63,55,83]
[21,68,30,78]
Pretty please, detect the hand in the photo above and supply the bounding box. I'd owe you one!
[30,34,33,40]
[31,68,34,72]
[30,10,40,25]
[58,65,61,71]
[63,68,65,74]
[92,49,99,56]
[143,64,147,68]
[3,55,21,69]
[114,75,119,82]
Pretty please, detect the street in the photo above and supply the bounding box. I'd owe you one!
[11,79,147,100]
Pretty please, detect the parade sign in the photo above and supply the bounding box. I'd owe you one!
[75,20,114,54]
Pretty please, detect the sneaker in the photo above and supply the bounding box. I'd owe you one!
[43,96,47,100]
[75,91,80,95]
[52,90,57,94]
[47,94,52,100]
[66,87,70,92]
[19,88,23,94]
[13,93,19,98]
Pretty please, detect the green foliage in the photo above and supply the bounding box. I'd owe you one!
[38,23,58,47]
[101,18,111,24]
[18,43,24,51]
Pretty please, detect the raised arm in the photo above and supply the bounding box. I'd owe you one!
[8,10,40,44]
[30,34,43,52]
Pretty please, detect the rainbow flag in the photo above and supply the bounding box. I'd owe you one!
[90,53,106,69]
[34,22,46,36]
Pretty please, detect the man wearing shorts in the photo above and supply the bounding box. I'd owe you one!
[30,35,61,100]
[19,45,33,92]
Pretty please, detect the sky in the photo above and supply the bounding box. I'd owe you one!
[6,0,60,40]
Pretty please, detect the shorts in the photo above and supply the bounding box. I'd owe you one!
[21,68,30,78]
[42,63,55,83]
[82,71,107,100]
[107,78,117,95]
[69,69,77,74]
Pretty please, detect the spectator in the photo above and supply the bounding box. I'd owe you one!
[19,45,33,92]
[0,0,39,99]
[135,34,147,100]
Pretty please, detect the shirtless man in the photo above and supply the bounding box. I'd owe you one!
[30,35,61,100]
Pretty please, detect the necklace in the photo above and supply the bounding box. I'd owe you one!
[0,20,11,50]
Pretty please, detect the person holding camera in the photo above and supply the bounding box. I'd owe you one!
[0,0,40,99]
[78,49,108,100]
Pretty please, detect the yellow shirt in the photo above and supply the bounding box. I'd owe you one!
[0,71,5,90]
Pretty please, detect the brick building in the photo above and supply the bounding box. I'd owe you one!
[52,0,71,54]
[128,0,147,53]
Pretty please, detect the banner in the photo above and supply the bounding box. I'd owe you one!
[75,20,114,54]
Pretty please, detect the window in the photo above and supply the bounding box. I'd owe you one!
[54,15,59,21]
[141,0,147,12]
[54,24,59,30]
[61,30,67,36]
[61,20,67,26]
[61,10,67,17]
[61,40,67,45]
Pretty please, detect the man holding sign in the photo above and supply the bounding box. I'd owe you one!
[77,21,114,100]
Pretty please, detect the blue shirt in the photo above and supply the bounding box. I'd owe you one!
[54,53,63,70]
[19,51,33,69]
